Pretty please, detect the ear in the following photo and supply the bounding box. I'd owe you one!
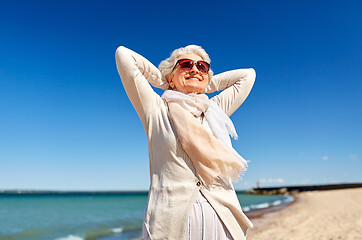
[167,74,175,89]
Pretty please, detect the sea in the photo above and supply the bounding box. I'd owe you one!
[0,191,293,240]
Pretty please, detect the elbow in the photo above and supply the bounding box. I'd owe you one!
[249,68,256,79]
[115,46,131,69]
[248,68,256,84]
[115,46,127,58]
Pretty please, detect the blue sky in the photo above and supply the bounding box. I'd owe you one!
[1,0,361,191]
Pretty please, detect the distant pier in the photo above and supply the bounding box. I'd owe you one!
[246,183,362,195]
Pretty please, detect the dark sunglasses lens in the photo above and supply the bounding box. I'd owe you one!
[177,59,209,73]
[196,61,209,73]
[178,60,194,69]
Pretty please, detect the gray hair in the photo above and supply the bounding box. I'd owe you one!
[158,45,214,85]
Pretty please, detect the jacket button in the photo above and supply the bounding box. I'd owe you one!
[196,181,201,186]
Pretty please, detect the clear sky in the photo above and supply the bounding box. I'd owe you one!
[1,0,361,191]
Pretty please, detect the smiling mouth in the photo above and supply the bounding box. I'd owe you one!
[186,77,201,81]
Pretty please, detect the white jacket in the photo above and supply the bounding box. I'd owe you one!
[115,46,256,240]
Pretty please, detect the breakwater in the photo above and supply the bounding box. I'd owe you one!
[246,183,362,195]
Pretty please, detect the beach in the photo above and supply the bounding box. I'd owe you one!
[247,188,362,240]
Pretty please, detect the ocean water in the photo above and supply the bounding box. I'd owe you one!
[0,192,293,240]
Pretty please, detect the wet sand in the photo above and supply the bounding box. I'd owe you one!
[247,188,362,240]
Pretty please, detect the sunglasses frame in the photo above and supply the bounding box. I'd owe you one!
[171,58,210,74]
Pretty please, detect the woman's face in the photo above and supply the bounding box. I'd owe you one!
[167,53,209,94]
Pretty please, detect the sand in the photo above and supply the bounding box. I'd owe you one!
[247,188,362,240]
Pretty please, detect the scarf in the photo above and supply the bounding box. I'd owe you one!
[162,90,248,185]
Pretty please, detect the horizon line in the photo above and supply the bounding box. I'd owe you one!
[1,182,361,194]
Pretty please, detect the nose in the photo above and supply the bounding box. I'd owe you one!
[189,63,199,73]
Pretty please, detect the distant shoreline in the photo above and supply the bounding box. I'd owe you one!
[246,182,362,195]
[2,182,361,195]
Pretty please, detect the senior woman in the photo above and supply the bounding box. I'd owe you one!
[115,45,255,240]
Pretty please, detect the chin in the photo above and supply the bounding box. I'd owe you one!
[185,85,206,94]
[186,89,203,94]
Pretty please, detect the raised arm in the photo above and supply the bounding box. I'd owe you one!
[206,68,256,116]
[115,46,163,124]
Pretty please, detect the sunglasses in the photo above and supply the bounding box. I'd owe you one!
[172,59,210,73]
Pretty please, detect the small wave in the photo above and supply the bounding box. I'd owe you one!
[283,196,294,203]
[272,200,282,206]
[242,206,251,212]
[55,235,84,240]
[111,227,123,233]
[251,203,270,209]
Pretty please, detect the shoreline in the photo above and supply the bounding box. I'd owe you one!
[246,188,362,239]
[245,194,297,220]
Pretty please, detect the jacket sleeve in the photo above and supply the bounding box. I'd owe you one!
[207,68,256,117]
[115,46,163,124]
